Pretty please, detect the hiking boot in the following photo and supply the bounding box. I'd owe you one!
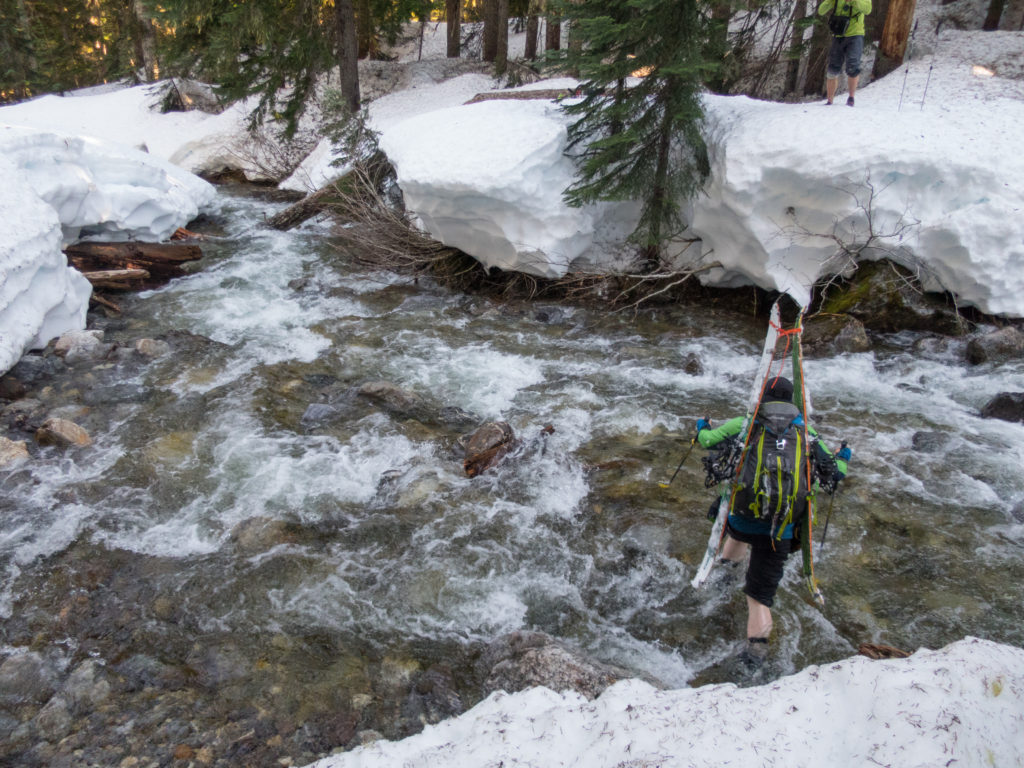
[846,96,855,107]
[737,637,769,669]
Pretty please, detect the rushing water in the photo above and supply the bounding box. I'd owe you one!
[2,188,1023,766]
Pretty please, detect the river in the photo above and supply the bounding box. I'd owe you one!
[2,187,1023,767]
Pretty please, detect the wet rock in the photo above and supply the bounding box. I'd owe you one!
[62,660,112,714]
[965,326,1024,365]
[0,651,61,707]
[0,436,30,468]
[802,313,871,357]
[681,353,704,376]
[477,630,636,700]
[7,353,64,385]
[980,392,1024,423]
[401,665,463,733]
[532,305,567,324]
[911,431,951,453]
[0,375,26,400]
[300,402,343,427]
[35,418,92,448]
[55,330,111,365]
[47,404,91,422]
[1,398,44,431]
[1010,501,1024,524]
[462,421,518,477]
[820,260,963,335]
[228,516,301,554]
[34,694,73,741]
[437,405,479,431]
[358,381,424,416]
[134,338,171,358]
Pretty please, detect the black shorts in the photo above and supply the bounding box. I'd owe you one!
[726,522,794,608]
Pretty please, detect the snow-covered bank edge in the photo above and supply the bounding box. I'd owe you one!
[304,637,1024,768]
[0,124,215,374]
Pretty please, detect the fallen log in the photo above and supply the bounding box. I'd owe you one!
[80,268,150,290]
[266,185,335,231]
[65,241,203,287]
[88,293,122,313]
[464,88,574,105]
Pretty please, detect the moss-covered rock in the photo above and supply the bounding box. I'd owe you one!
[818,260,964,335]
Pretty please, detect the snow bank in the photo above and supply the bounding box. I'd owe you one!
[0,159,91,374]
[379,97,640,278]
[305,637,1024,768]
[0,109,217,373]
[375,29,1024,314]
[0,125,215,244]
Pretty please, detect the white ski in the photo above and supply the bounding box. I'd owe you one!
[691,300,783,589]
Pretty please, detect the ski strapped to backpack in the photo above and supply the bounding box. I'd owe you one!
[691,300,835,607]
[691,300,782,589]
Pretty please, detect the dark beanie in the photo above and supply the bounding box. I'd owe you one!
[764,376,794,403]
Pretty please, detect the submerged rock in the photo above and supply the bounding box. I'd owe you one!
[35,417,91,448]
[0,437,30,468]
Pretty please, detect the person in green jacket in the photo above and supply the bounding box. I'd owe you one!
[818,0,872,106]
[696,376,851,666]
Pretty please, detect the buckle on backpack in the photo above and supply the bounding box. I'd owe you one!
[776,438,787,450]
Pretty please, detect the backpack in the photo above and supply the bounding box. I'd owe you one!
[734,400,810,537]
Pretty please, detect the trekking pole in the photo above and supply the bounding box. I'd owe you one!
[658,419,706,488]
[818,441,847,549]
[921,59,934,110]
[897,20,918,112]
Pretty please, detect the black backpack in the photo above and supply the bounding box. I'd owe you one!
[734,400,810,536]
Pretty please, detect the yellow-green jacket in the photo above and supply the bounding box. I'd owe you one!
[818,0,872,37]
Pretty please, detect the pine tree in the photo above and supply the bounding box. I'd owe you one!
[553,0,711,267]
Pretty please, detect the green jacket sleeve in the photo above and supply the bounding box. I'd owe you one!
[697,417,744,448]
[808,426,850,477]
[817,0,836,16]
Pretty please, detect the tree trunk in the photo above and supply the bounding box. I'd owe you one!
[544,15,560,52]
[872,0,916,80]
[983,0,1006,29]
[483,0,498,61]
[355,0,378,59]
[784,0,811,96]
[336,0,361,113]
[802,15,832,97]
[999,0,1024,29]
[525,3,539,60]
[446,0,461,57]
[132,0,158,81]
[495,0,509,74]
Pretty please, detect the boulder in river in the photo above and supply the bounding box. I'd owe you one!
[802,313,871,357]
[35,418,92,448]
[965,326,1024,366]
[818,260,964,335]
[979,392,1024,423]
[462,421,518,477]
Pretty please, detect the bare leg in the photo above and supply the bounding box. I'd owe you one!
[826,76,838,104]
[746,595,773,639]
[720,536,749,563]
[847,75,859,101]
